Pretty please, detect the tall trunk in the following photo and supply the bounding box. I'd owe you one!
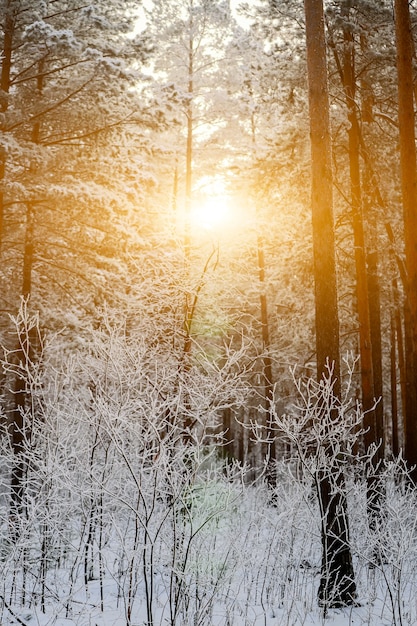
[9,62,43,536]
[330,18,385,457]
[304,0,356,607]
[394,0,417,481]
[306,15,340,386]
[257,237,273,405]
[257,234,275,477]
[362,149,385,461]
[392,279,407,436]
[9,369,26,540]
[222,406,234,459]
[172,160,178,213]
[184,36,193,263]
[180,2,194,438]
[390,313,400,457]
[183,0,194,359]
[249,91,274,472]
[22,204,35,298]
[0,0,17,253]
[359,33,374,124]
[342,17,376,451]
[366,250,384,455]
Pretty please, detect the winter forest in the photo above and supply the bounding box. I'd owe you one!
[2,0,417,624]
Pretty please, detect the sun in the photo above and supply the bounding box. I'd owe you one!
[191,195,233,231]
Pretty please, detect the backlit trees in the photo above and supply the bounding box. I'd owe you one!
[394,0,417,482]
[304,0,356,607]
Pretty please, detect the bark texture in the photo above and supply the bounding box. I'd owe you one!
[394,0,417,480]
[304,0,357,607]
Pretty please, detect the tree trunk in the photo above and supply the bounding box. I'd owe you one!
[390,313,400,457]
[342,16,376,451]
[394,0,417,482]
[184,8,193,265]
[182,1,194,437]
[305,2,340,386]
[9,61,42,537]
[392,279,407,436]
[316,469,355,608]
[0,0,17,253]
[359,40,384,444]
[257,234,275,477]
[366,250,384,456]
[222,406,234,459]
[304,0,356,607]
[22,203,35,298]
[9,363,26,541]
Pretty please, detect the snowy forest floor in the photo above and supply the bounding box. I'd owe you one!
[1,455,416,626]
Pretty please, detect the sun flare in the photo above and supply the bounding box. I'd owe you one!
[191,195,232,231]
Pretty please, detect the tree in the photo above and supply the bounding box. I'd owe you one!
[219,4,316,468]
[145,0,237,437]
[0,0,18,252]
[304,0,356,607]
[1,0,159,535]
[340,6,376,452]
[394,0,417,481]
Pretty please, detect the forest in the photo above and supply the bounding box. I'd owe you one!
[1,0,417,624]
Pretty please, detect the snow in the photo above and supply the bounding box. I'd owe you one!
[1,462,416,626]
[1,317,415,626]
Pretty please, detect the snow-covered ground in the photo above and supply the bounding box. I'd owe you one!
[1,330,414,626]
[1,458,416,626]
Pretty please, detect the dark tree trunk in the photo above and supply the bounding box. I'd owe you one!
[0,0,17,252]
[9,62,42,536]
[392,280,407,431]
[257,235,275,477]
[22,204,35,298]
[317,470,355,608]
[222,407,234,459]
[183,28,193,357]
[342,16,376,451]
[304,0,356,608]
[181,3,194,437]
[305,3,340,386]
[394,0,417,481]
[390,314,400,457]
[9,371,26,540]
[367,250,384,456]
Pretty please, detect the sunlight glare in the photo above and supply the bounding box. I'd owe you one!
[191,195,232,231]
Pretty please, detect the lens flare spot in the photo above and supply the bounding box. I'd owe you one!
[191,196,232,230]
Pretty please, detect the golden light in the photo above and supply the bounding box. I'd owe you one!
[191,195,233,231]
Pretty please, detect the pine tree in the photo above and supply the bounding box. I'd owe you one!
[304,0,356,607]
[394,0,417,481]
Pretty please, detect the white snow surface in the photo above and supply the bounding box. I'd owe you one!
[1,461,416,626]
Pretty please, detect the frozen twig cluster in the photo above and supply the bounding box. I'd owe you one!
[0,309,416,625]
